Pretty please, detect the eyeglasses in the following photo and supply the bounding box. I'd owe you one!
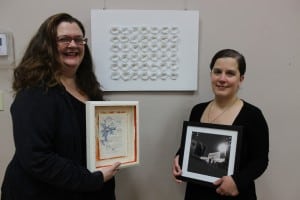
[57,36,88,45]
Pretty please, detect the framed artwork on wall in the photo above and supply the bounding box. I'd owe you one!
[91,9,199,91]
[86,101,139,171]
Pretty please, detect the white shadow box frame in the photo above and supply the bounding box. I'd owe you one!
[86,101,139,171]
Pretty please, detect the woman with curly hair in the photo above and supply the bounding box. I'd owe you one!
[1,13,120,200]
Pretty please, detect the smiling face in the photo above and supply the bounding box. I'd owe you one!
[56,22,85,77]
[211,57,244,100]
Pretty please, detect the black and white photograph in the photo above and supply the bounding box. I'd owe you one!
[179,121,242,185]
[188,131,232,178]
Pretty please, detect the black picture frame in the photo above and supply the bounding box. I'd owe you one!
[178,121,243,187]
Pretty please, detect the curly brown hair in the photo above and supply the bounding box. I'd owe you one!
[13,13,104,100]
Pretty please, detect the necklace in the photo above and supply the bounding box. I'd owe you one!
[207,98,239,123]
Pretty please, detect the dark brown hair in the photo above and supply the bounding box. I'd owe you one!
[209,49,246,76]
[13,13,103,100]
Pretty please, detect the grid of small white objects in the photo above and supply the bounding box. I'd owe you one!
[109,26,180,81]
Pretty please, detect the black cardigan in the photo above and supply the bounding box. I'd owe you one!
[1,85,115,200]
[180,101,269,200]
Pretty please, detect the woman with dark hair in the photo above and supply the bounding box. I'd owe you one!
[1,13,120,200]
[172,49,269,200]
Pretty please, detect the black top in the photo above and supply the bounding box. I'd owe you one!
[67,92,86,166]
[1,85,115,200]
[179,101,269,200]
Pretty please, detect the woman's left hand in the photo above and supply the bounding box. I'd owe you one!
[213,176,239,196]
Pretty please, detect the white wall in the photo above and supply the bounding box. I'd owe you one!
[1,0,300,199]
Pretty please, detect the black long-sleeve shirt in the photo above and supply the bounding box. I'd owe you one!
[1,85,115,200]
[179,100,269,200]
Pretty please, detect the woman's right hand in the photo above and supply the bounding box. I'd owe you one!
[99,162,121,182]
[172,155,183,183]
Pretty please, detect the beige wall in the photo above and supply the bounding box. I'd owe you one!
[1,0,300,199]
